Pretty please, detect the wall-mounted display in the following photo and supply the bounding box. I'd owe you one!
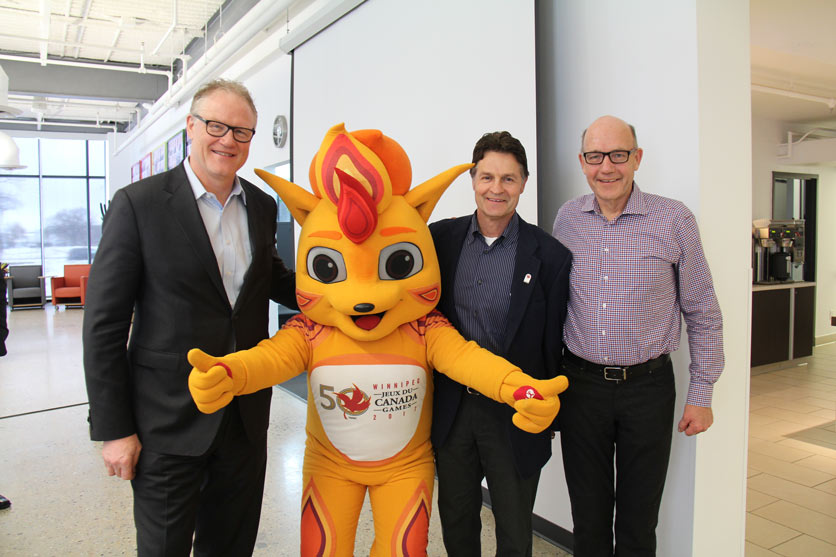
[140,153,151,179]
[152,143,166,175]
[131,161,141,183]
[167,129,185,168]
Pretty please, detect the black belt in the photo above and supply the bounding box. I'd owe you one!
[563,349,670,383]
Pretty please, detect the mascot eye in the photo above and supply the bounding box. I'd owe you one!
[307,247,347,283]
[379,242,423,280]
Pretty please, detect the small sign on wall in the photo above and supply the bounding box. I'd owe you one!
[152,143,167,175]
[140,153,151,179]
[168,129,185,168]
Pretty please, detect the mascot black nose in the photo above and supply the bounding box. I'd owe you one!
[354,303,375,313]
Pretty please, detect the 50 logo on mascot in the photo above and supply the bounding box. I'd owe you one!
[187,124,568,557]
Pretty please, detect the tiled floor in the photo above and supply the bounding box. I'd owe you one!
[746,342,836,557]
[0,308,568,556]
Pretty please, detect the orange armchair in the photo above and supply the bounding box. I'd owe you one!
[51,264,91,308]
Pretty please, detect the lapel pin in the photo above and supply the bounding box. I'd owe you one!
[524,273,531,284]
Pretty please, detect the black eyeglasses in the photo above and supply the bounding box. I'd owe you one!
[191,114,255,143]
[582,149,636,165]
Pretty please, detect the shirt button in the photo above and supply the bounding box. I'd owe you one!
[601,330,606,336]
[604,248,609,253]
[602,303,607,309]
[477,280,483,285]
[603,276,609,281]
[603,356,609,361]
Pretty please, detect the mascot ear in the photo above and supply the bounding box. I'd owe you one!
[404,163,473,222]
[255,168,319,225]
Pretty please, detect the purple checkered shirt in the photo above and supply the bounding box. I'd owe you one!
[553,184,724,407]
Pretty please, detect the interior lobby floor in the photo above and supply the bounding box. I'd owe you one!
[745,341,836,557]
[2,307,834,555]
[0,308,569,556]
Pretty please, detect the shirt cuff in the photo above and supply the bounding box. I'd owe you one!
[686,381,714,408]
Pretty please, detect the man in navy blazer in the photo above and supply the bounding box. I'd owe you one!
[83,79,296,556]
[430,131,572,556]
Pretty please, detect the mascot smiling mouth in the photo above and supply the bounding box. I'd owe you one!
[351,312,385,330]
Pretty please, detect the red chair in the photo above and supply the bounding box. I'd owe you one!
[51,264,91,308]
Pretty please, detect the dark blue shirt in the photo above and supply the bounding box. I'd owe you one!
[453,212,519,354]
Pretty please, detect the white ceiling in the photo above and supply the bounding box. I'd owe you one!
[0,0,834,133]
[750,0,836,129]
[0,0,225,66]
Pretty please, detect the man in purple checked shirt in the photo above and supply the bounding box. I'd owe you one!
[553,115,724,557]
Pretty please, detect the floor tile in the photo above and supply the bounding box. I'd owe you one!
[752,407,835,428]
[816,478,836,496]
[797,397,836,411]
[747,488,778,511]
[747,452,834,487]
[753,500,836,545]
[748,473,836,519]
[745,512,801,549]
[772,534,836,557]
[748,438,814,463]
[796,454,836,476]
[777,438,836,458]
[745,541,782,556]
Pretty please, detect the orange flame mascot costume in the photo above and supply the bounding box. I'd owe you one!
[187,124,568,556]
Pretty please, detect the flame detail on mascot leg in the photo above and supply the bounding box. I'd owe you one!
[187,124,568,556]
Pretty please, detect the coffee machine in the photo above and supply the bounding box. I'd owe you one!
[752,219,805,283]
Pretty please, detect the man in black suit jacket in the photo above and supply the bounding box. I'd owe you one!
[83,79,296,556]
[430,131,572,556]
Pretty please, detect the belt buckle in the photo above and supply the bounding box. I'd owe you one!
[603,366,626,382]
[466,386,480,396]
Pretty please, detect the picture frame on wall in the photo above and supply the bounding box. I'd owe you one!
[185,134,192,158]
[152,143,167,175]
[131,161,141,183]
[140,153,152,179]
[167,129,185,168]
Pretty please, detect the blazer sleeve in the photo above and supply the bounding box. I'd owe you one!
[82,187,144,441]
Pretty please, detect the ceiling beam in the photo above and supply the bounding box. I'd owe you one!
[2,59,168,104]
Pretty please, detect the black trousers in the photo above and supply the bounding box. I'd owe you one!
[131,400,268,557]
[435,393,540,557]
[559,356,676,557]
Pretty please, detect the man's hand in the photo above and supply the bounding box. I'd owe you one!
[187,348,245,414]
[678,404,714,436]
[102,434,142,480]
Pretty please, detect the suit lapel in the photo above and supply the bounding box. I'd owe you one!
[502,221,540,354]
[164,165,228,305]
[437,217,471,329]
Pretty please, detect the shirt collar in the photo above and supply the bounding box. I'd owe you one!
[184,156,247,206]
[582,182,647,218]
[466,211,520,246]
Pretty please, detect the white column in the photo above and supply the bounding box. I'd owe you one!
[536,1,751,554]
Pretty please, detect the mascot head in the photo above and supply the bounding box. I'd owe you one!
[255,123,471,341]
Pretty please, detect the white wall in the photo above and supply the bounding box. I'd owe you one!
[537,1,751,555]
[292,0,537,224]
[752,115,836,341]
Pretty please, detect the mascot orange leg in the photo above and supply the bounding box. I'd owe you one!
[301,448,435,557]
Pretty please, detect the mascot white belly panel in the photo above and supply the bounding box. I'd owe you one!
[311,363,426,461]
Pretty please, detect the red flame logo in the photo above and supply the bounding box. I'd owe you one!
[335,384,371,416]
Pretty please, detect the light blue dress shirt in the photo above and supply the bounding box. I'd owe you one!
[184,158,252,307]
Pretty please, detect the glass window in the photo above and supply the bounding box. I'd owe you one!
[0,176,41,265]
[0,138,107,298]
[41,177,88,277]
[88,140,106,177]
[88,178,106,260]
[40,138,88,176]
